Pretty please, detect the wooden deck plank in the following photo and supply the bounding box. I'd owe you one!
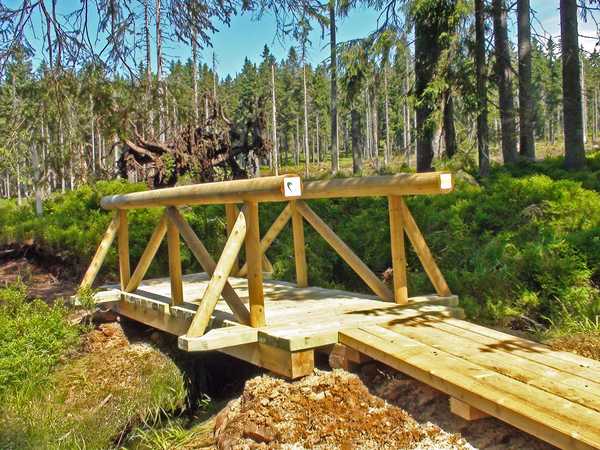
[437,316,600,381]
[386,319,600,412]
[179,326,258,351]
[340,325,600,450]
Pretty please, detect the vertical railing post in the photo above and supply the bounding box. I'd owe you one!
[225,204,240,275]
[167,212,184,306]
[388,196,408,304]
[117,209,130,292]
[244,200,266,327]
[290,200,308,287]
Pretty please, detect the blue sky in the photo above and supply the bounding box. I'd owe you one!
[15,0,600,78]
[152,0,600,78]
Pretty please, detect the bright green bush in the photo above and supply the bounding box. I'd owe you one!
[0,283,81,398]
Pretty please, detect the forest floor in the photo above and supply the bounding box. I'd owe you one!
[3,254,596,449]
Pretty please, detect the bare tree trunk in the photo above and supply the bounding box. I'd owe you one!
[560,0,585,169]
[415,14,440,172]
[351,108,362,174]
[271,64,279,175]
[492,0,518,164]
[156,0,164,141]
[329,0,339,174]
[30,141,43,216]
[144,0,153,136]
[443,93,457,158]
[384,66,391,166]
[365,89,371,159]
[475,0,490,176]
[295,117,300,165]
[316,113,320,163]
[302,65,310,177]
[16,162,21,205]
[517,0,535,159]
[192,28,199,121]
[581,56,587,145]
[90,94,96,174]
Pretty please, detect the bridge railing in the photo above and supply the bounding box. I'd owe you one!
[81,172,454,338]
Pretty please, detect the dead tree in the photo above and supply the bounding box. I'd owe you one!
[118,94,272,188]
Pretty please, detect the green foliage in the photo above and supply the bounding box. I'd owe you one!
[0,282,81,398]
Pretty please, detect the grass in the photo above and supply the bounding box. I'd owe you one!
[0,284,188,450]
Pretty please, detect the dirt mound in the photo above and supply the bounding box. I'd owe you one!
[546,333,600,361]
[214,369,471,450]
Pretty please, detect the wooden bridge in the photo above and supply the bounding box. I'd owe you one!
[83,173,600,450]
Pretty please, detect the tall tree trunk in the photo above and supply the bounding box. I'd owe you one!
[371,85,379,163]
[443,93,457,158]
[351,108,362,174]
[492,0,518,164]
[384,66,391,166]
[581,56,587,145]
[156,0,164,141]
[271,64,279,175]
[295,117,300,165]
[192,28,199,121]
[475,0,490,176]
[16,162,21,205]
[560,0,585,169]
[517,0,535,159]
[212,52,218,99]
[30,141,43,216]
[329,0,339,173]
[144,0,153,136]
[414,14,441,172]
[316,113,320,163]
[303,65,310,177]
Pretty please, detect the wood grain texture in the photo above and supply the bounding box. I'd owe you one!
[81,211,120,289]
[290,201,308,288]
[388,196,408,304]
[117,210,130,291]
[167,217,184,305]
[244,201,266,327]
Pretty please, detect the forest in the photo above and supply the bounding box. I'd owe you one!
[0,0,600,449]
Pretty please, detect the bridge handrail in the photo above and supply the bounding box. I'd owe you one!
[100,172,453,210]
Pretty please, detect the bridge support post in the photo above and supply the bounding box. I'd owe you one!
[244,201,266,327]
[291,200,308,288]
[117,210,130,291]
[388,196,408,304]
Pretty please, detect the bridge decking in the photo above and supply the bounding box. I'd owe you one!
[340,318,600,450]
[96,272,461,353]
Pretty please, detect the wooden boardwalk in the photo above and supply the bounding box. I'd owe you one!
[340,317,600,450]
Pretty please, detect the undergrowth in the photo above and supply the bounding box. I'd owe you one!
[0,284,187,450]
[1,153,599,336]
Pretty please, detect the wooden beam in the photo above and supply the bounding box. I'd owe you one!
[290,201,308,288]
[388,196,408,304]
[225,204,240,275]
[295,201,393,300]
[397,198,451,297]
[117,210,130,291]
[179,326,258,351]
[165,207,250,325]
[113,298,190,336]
[101,172,453,210]
[229,204,276,277]
[244,200,266,327]
[80,211,120,289]
[220,343,314,379]
[186,206,248,337]
[167,217,184,306]
[125,213,168,293]
[450,397,489,421]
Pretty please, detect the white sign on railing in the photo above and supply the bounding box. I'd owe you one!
[283,176,302,197]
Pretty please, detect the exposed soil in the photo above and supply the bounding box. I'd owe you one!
[0,245,78,301]
[359,362,557,450]
[214,369,472,450]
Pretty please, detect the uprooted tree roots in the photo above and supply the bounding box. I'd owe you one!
[118,95,272,188]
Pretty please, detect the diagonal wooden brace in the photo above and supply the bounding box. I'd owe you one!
[80,210,120,289]
[396,197,451,296]
[183,206,249,337]
[238,203,292,277]
[166,207,250,325]
[125,213,168,293]
[295,200,393,301]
